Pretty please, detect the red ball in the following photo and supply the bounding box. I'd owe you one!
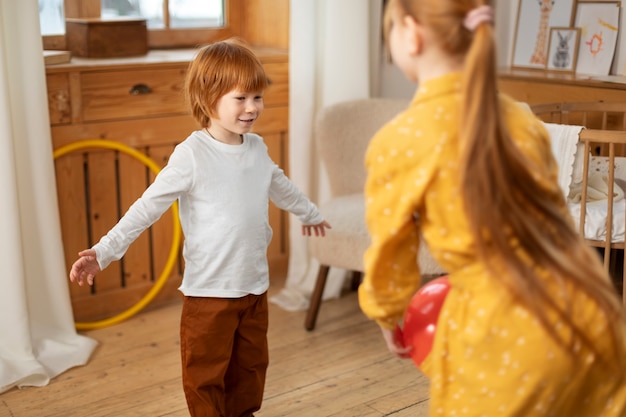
[395,275,450,367]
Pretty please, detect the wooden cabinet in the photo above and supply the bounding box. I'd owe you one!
[499,68,626,104]
[46,48,289,321]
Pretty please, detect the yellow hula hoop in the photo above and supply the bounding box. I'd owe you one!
[53,139,182,331]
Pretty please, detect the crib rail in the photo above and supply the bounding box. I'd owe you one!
[531,102,626,303]
[578,131,624,252]
[533,101,626,155]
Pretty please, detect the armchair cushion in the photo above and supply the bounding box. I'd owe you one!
[308,193,444,276]
[309,193,369,273]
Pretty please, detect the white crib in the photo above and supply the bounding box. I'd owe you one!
[531,102,626,304]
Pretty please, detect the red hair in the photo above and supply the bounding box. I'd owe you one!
[185,38,268,127]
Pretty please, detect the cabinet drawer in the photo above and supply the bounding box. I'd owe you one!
[81,67,187,122]
[47,73,72,125]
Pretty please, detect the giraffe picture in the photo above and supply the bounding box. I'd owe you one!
[512,0,576,69]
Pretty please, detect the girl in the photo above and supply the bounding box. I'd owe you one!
[358,1,626,415]
[69,38,330,417]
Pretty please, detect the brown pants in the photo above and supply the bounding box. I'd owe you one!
[180,293,269,417]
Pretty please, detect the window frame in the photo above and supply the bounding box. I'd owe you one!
[42,0,242,50]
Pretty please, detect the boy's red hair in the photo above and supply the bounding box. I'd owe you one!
[185,38,268,127]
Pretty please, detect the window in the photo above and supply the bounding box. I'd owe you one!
[40,0,65,36]
[41,0,241,50]
[101,0,224,30]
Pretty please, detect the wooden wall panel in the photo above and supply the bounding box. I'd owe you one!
[117,151,152,288]
[241,0,289,49]
[55,153,92,300]
[87,151,122,292]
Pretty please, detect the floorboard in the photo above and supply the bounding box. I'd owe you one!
[0,277,430,416]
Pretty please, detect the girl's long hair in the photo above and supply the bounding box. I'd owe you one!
[386,0,624,361]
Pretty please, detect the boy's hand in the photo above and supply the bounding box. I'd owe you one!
[69,249,101,286]
[302,221,332,237]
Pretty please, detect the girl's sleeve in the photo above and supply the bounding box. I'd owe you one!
[358,135,434,330]
[93,145,193,270]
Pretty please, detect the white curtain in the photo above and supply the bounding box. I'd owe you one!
[0,0,97,393]
[270,0,381,311]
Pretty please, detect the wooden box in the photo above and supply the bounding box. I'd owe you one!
[66,18,148,58]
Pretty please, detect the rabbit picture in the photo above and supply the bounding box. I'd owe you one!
[552,30,574,69]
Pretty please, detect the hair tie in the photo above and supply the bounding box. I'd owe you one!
[463,5,494,32]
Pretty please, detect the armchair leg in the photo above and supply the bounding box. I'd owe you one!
[350,271,363,291]
[622,249,625,305]
[305,264,330,331]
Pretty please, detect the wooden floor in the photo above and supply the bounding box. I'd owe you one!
[0,277,430,417]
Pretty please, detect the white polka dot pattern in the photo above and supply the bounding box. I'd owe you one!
[358,73,626,416]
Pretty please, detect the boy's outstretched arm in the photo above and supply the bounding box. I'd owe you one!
[302,221,332,237]
[69,249,101,287]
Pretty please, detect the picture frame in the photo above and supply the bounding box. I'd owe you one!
[546,27,581,72]
[573,0,621,75]
[511,0,576,70]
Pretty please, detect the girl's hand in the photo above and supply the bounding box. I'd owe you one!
[302,220,332,237]
[69,249,101,287]
[381,326,412,358]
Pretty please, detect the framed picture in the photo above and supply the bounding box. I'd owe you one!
[574,0,621,75]
[511,0,576,69]
[546,27,581,72]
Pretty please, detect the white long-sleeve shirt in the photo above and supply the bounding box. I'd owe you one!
[93,130,323,298]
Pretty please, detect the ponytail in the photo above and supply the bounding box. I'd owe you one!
[460,17,623,361]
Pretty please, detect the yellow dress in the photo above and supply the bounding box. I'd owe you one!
[358,73,626,416]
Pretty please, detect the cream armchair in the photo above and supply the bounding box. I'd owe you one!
[305,98,446,330]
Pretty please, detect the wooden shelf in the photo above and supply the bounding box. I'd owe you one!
[45,47,288,72]
[499,67,626,104]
